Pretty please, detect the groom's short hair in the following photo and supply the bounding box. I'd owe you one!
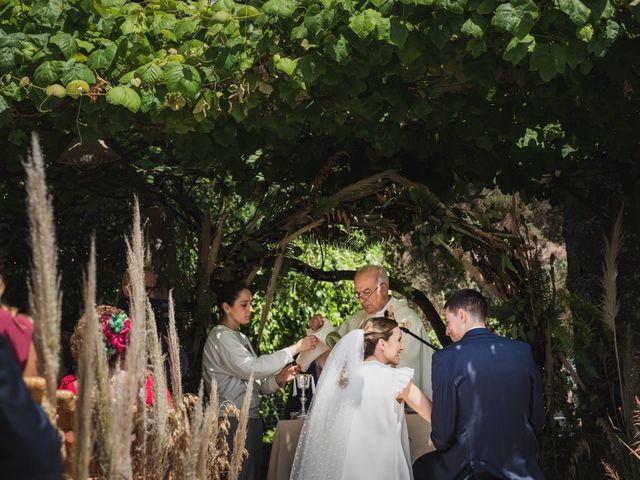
[444,289,487,320]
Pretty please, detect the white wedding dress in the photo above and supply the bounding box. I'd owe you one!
[290,330,414,480]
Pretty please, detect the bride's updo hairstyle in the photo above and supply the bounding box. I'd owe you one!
[362,317,399,358]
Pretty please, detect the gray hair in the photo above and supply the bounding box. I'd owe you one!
[355,265,389,285]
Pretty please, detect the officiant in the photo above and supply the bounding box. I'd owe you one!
[308,265,433,397]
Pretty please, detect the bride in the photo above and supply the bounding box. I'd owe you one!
[290,317,432,480]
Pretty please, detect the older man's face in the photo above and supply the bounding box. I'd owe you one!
[122,271,157,299]
[354,270,389,315]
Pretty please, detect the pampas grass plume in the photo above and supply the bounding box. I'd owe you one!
[73,237,98,479]
[23,133,61,407]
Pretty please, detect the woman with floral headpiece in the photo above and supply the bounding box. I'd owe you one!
[60,304,164,407]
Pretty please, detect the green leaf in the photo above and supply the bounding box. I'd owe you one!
[136,63,163,85]
[435,0,468,14]
[476,0,496,14]
[462,18,484,38]
[590,0,614,24]
[235,5,262,17]
[29,0,63,26]
[529,43,566,82]
[467,37,487,57]
[0,94,8,114]
[61,61,96,85]
[298,54,325,83]
[33,60,65,85]
[389,18,409,48]
[503,34,535,64]
[50,32,77,59]
[565,40,588,68]
[106,85,141,113]
[0,47,15,71]
[165,61,201,98]
[175,18,198,40]
[87,41,117,71]
[75,39,95,53]
[349,9,383,39]
[275,56,297,76]
[326,35,349,63]
[119,70,135,85]
[493,0,539,37]
[604,19,620,42]
[555,0,591,26]
[576,24,593,42]
[262,0,298,17]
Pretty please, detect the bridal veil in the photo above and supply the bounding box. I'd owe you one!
[289,329,365,480]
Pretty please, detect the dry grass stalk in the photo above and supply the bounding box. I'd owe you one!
[621,327,639,440]
[23,133,61,407]
[145,300,170,478]
[184,382,206,479]
[601,207,625,428]
[634,397,640,454]
[93,306,113,477]
[110,197,147,479]
[73,238,98,480]
[228,372,254,480]
[212,403,235,479]
[197,383,219,479]
[602,460,621,480]
[602,207,623,332]
[166,400,191,478]
[167,290,183,407]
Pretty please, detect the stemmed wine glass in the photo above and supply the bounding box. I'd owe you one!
[295,373,312,418]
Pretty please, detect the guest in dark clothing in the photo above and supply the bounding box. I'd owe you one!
[413,289,544,480]
[0,336,62,479]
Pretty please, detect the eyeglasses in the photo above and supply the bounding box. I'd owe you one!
[355,284,380,300]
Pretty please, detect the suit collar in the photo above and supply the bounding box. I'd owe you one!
[460,327,491,341]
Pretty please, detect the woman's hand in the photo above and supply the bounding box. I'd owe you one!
[291,335,318,355]
[276,364,301,386]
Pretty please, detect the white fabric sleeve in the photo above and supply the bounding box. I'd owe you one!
[393,367,415,397]
[216,330,293,380]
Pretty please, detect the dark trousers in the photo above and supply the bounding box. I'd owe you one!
[413,450,474,480]
[227,417,264,480]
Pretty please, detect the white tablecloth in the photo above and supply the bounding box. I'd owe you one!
[266,414,434,480]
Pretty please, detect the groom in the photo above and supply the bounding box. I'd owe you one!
[413,289,544,480]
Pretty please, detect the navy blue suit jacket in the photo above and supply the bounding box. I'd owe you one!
[0,336,62,479]
[417,328,544,480]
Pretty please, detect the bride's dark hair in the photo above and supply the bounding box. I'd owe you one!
[362,317,398,358]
